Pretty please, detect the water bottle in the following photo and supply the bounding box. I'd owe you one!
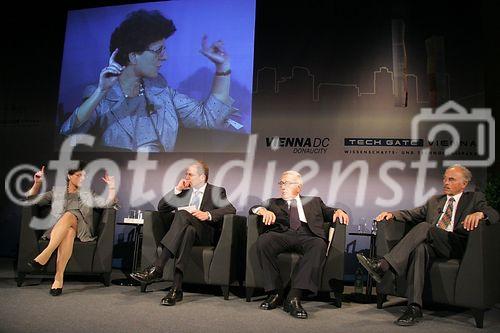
[354,267,364,294]
[371,220,377,235]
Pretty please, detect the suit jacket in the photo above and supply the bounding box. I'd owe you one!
[249,196,337,239]
[392,191,499,238]
[158,183,236,225]
[60,75,235,152]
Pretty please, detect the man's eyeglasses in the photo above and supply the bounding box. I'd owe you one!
[145,45,166,57]
[278,181,299,187]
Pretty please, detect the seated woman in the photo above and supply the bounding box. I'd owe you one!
[25,162,116,296]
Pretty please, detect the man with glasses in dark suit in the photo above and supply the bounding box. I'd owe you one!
[250,170,349,319]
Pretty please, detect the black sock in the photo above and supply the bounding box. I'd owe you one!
[173,269,183,290]
[409,302,421,309]
[288,288,302,300]
[379,258,390,272]
[154,247,173,269]
[266,289,280,297]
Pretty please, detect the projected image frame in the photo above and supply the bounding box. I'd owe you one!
[56,0,255,152]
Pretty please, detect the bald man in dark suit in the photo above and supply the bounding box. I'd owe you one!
[358,164,499,326]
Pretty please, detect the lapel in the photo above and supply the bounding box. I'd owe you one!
[143,77,167,136]
[275,198,289,216]
[106,82,134,138]
[199,184,210,210]
[433,195,448,224]
[454,192,471,229]
[180,188,193,207]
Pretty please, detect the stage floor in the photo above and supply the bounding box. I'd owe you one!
[1,257,499,333]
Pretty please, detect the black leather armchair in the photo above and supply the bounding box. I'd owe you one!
[375,219,500,328]
[245,215,346,305]
[16,204,116,287]
[140,211,246,299]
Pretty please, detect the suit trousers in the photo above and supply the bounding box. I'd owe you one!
[160,210,214,273]
[384,222,467,306]
[256,223,327,294]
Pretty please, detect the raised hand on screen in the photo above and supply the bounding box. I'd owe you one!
[98,49,125,92]
[199,35,230,69]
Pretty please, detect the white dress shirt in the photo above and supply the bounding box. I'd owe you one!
[174,183,211,220]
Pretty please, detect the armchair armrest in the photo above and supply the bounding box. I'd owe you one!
[375,219,414,296]
[375,219,407,257]
[17,205,40,273]
[245,215,264,288]
[209,214,247,285]
[322,222,346,291]
[92,208,116,272]
[140,210,174,269]
[455,222,500,308]
[246,215,260,253]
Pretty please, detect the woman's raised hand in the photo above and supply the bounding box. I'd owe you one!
[98,49,124,92]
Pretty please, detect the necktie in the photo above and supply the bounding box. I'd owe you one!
[437,197,455,230]
[289,199,301,230]
[190,190,201,209]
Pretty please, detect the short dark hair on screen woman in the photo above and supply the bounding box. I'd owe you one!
[110,9,176,66]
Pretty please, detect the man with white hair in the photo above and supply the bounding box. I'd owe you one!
[358,164,499,326]
[250,170,349,319]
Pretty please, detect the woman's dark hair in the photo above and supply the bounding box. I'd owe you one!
[110,10,176,66]
[68,161,87,176]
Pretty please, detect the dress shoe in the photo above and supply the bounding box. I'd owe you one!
[259,293,283,310]
[27,259,46,273]
[395,305,423,326]
[161,288,183,306]
[50,288,63,296]
[283,297,308,319]
[129,265,163,284]
[356,253,385,283]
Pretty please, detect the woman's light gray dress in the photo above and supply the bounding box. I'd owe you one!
[35,188,115,242]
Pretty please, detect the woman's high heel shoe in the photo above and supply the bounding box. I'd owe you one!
[50,288,63,296]
[27,259,46,273]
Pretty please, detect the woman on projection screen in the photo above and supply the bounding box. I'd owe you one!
[60,9,236,152]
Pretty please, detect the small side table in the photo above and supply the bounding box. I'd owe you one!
[347,231,378,303]
[111,222,143,286]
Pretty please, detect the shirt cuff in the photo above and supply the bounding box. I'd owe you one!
[174,187,182,195]
[207,212,212,221]
[252,207,264,214]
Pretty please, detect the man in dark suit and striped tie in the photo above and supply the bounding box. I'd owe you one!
[250,170,349,319]
[357,164,499,326]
